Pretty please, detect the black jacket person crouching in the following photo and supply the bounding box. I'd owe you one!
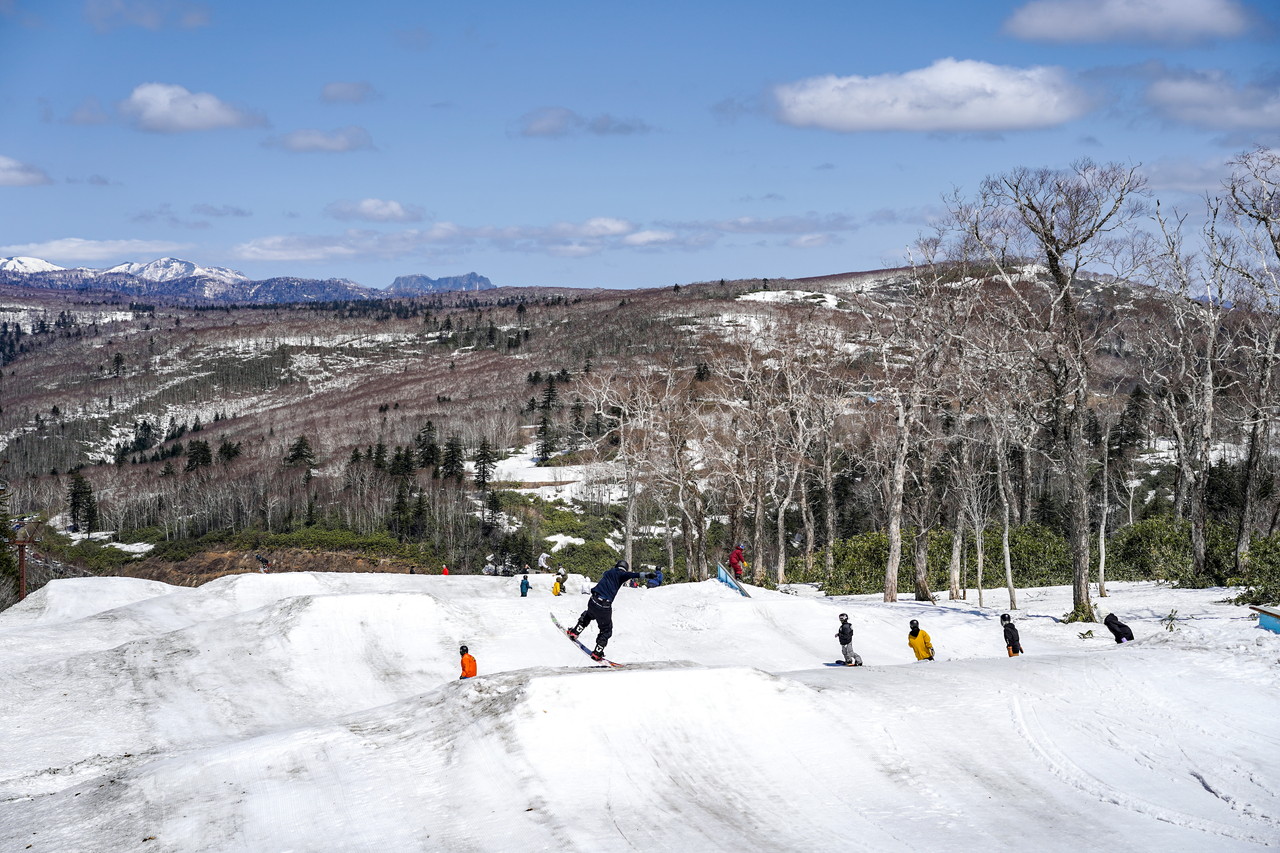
[1104,613,1134,644]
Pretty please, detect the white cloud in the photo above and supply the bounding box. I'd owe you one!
[519,106,653,138]
[1145,70,1280,130]
[191,203,251,217]
[267,126,374,152]
[0,237,192,261]
[520,107,581,138]
[773,58,1090,133]
[325,198,425,223]
[788,233,838,249]
[85,0,209,31]
[321,82,378,104]
[1004,0,1249,43]
[0,154,52,186]
[622,230,678,247]
[119,83,263,133]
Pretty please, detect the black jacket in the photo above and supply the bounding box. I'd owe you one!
[837,622,853,644]
[1003,622,1022,652]
[1104,613,1134,643]
[591,566,641,603]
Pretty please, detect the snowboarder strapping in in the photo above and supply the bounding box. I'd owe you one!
[568,559,653,660]
[908,619,934,661]
[1104,613,1134,644]
[836,613,863,666]
[1001,613,1023,657]
[459,645,477,679]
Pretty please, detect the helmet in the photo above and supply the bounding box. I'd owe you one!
[459,645,469,655]
[1000,613,1011,623]
[615,559,629,571]
[909,619,919,629]
[838,613,849,621]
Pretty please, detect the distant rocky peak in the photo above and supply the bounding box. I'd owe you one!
[387,272,495,294]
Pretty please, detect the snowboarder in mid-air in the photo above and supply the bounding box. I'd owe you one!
[1001,613,1023,657]
[835,613,863,666]
[1104,613,1134,643]
[567,559,654,660]
[908,619,934,661]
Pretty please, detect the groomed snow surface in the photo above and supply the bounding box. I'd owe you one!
[1,575,1276,852]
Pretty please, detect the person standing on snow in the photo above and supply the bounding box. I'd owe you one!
[1104,613,1134,643]
[729,544,746,580]
[1001,613,1023,657]
[908,619,934,661]
[520,574,530,597]
[459,645,477,679]
[538,552,551,571]
[835,613,863,666]
[567,559,654,660]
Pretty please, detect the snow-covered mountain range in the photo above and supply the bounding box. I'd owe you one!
[102,257,249,284]
[0,256,495,305]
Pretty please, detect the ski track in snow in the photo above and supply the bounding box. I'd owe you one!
[0,576,1277,852]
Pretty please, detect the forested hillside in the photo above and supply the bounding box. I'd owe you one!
[3,153,1279,614]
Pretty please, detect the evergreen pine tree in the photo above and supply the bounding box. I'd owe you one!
[474,438,497,490]
[416,421,440,469]
[285,435,316,467]
[440,435,466,481]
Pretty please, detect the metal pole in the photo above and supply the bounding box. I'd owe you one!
[17,542,26,601]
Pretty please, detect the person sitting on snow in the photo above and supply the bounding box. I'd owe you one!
[459,645,477,679]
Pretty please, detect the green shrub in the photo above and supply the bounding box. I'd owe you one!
[548,541,619,578]
[1235,534,1280,606]
[1107,517,1234,587]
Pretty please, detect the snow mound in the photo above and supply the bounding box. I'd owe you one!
[1,576,1276,851]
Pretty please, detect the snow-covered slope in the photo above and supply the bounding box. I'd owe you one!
[1,576,1275,851]
[103,257,248,283]
[0,255,66,273]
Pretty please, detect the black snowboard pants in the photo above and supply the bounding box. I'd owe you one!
[576,596,614,648]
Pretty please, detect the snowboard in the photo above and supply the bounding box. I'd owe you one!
[823,661,863,667]
[550,612,623,667]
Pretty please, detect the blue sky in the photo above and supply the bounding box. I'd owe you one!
[1,0,1277,289]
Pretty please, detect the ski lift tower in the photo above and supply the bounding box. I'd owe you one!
[12,518,45,601]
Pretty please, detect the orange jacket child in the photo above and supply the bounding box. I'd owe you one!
[459,645,476,679]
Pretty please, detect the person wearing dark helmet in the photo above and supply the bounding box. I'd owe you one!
[835,613,863,666]
[1001,613,1023,657]
[908,619,934,661]
[567,559,652,660]
[459,645,477,679]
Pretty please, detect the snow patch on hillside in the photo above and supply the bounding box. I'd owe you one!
[737,289,840,307]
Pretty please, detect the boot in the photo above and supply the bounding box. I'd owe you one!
[590,645,606,661]
[567,624,584,640]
